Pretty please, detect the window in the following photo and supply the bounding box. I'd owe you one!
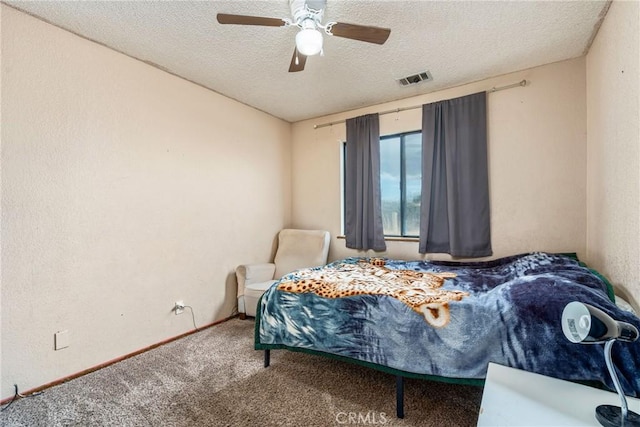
[380,131,422,237]
[343,130,422,238]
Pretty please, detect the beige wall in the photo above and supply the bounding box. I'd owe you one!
[291,58,588,263]
[586,0,640,309]
[0,6,291,400]
[3,0,638,404]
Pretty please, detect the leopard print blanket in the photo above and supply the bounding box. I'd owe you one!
[277,258,468,327]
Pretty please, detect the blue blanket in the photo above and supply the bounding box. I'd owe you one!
[256,252,640,396]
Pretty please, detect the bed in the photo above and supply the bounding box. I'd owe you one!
[254,252,640,417]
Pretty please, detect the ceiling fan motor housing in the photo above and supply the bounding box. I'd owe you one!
[290,0,325,25]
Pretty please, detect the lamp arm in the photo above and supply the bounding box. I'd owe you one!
[603,339,628,419]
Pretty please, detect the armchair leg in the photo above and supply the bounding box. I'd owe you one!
[239,313,247,320]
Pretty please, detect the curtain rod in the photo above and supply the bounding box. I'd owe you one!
[313,79,528,130]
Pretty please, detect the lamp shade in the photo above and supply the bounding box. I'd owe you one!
[561,301,639,343]
[296,28,323,56]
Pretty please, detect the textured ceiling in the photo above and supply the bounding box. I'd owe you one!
[5,0,609,122]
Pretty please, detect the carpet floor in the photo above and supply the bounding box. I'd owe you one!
[0,318,483,426]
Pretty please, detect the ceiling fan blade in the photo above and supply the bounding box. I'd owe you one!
[289,48,307,73]
[216,13,286,27]
[328,22,391,44]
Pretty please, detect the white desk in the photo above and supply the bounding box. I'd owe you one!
[477,363,640,426]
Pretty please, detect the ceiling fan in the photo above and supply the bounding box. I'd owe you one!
[217,0,391,73]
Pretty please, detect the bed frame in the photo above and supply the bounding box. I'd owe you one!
[258,343,484,419]
[263,349,407,417]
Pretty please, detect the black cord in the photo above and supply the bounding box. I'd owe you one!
[0,385,19,412]
[1,384,43,412]
[183,306,198,331]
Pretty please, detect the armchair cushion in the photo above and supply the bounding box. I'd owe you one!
[245,280,279,297]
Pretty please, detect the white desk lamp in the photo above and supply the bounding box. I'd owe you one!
[562,301,640,427]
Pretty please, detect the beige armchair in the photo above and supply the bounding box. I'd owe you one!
[236,229,330,318]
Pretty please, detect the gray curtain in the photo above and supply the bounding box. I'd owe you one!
[345,113,386,251]
[419,91,491,257]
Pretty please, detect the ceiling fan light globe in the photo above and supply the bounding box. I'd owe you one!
[296,28,323,56]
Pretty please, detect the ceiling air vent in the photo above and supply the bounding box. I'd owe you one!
[397,71,433,87]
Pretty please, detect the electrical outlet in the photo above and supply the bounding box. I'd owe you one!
[174,301,185,315]
[55,330,69,350]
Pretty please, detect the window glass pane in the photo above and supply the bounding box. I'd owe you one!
[403,133,422,236]
[343,131,422,239]
[380,137,401,236]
